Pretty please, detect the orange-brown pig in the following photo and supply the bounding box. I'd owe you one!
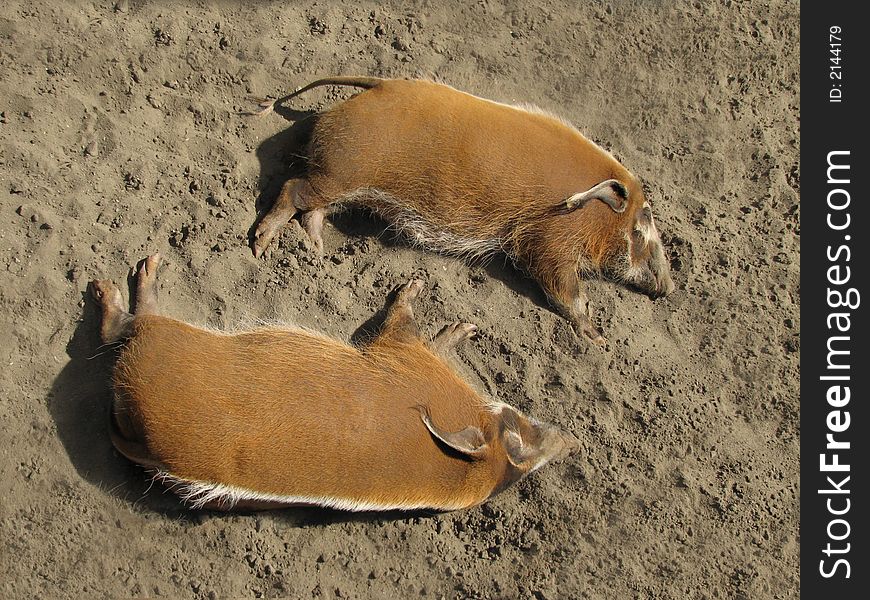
[251,77,675,344]
[90,253,578,512]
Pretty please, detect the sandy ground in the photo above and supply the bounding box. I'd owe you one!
[0,1,800,598]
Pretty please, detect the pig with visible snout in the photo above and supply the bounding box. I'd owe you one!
[250,76,675,344]
[90,253,578,512]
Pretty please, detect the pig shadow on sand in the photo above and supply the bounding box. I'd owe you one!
[48,286,194,519]
[330,210,553,319]
[247,105,317,244]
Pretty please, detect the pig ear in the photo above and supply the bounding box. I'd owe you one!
[497,406,538,467]
[563,179,628,213]
[502,429,537,468]
[418,407,488,459]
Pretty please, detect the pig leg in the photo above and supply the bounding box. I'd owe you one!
[89,279,133,344]
[300,207,327,255]
[432,322,479,355]
[372,279,425,344]
[131,253,161,316]
[541,269,606,346]
[252,178,319,258]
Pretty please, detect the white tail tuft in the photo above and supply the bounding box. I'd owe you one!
[241,96,276,117]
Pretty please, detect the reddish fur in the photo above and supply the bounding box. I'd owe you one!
[253,77,674,342]
[108,307,574,511]
[114,317,489,508]
[305,79,640,255]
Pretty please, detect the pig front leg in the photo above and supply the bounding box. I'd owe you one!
[539,268,606,346]
[372,281,479,353]
[431,322,479,355]
[371,279,426,345]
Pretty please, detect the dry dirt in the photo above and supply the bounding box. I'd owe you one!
[0,1,799,598]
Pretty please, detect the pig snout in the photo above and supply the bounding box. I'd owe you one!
[649,243,675,298]
[543,424,582,463]
[558,431,582,462]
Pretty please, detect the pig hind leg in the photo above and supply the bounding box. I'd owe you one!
[432,322,479,355]
[131,253,161,316]
[300,207,328,255]
[253,178,326,258]
[90,252,163,343]
[89,279,133,344]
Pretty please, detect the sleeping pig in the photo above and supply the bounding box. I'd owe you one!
[90,253,578,511]
[249,76,675,345]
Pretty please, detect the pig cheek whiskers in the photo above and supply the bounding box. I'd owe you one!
[619,234,655,288]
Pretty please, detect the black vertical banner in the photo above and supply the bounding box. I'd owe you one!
[802,5,869,597]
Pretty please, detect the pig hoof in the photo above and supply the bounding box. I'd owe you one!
[252,223,280,259]
[582,326,607,347]
[574,320,607,347]
[433,321,479,353]
[137,253,161,281]
[394,279,424,306]
[301,208,327,257]
[89,279,123,310]
[590,334,607,347]
[450,322,478,341]
[136,252,161,296]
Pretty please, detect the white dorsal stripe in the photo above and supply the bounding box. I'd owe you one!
[152,470,470,512]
